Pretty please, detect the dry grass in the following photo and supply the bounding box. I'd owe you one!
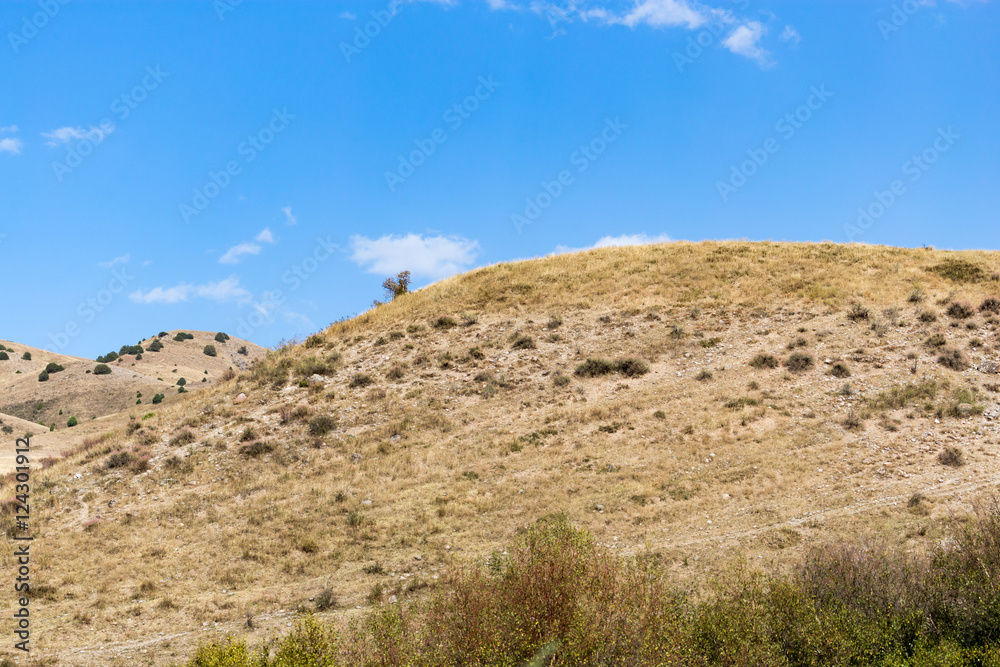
[4,241,1000,665]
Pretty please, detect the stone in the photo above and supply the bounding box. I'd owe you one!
[595,504,605,512]
[233,393,248,404]
[957,403,974,416]
[308,374,327,385]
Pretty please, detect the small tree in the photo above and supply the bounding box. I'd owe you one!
[147,340,163,352]
[22,352,31,361]
[67,416,78,427]
[38,370,49,382]
[94,364,112,375]
[214,332,230,343]
[237,345,248,355]
[152,393,164,404]
[382,271,411,301]
[203,345,217,357]
[0,352,8,361]
[45,362,65,374]
[177,377,187,386]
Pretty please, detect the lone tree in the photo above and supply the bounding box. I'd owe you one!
[382,271,411,301]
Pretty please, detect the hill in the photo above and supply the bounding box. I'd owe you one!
[3,242,1000,665]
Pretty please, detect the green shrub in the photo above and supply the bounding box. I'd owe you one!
[349,373,374,388]
[119,344,143,356]
[386,364,405,381]
[203,345,217,357]
[96,351,119,363]
[237,345,248,355]
[173,332,194,342]
[239,440,274,459]
[214,332,230,343]
[432,315,458,329]
[784,353,814,373]
[37,370,48,382]
[93,364,112,375]
[828,362,851,378]
[0,352,7,361]
[938,348,969,371]
[510,333,537,350]
[146,339,163,352]
[553,374,571,387]
[695,369,713,381]
[151,394,165,404]
[308,415,337,435]
[576,358,616,377]
[947,301,976,319]
[847,302,870,321]
[939,446,965,467]
[67,416,78,427]
[980,296,1000,314]
[104,451,136,470]
[177,377,186,386]
[749,353,779,369]
[615,358,650,377]
[22,352,31,360]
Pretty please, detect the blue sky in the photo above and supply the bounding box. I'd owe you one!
[1,0,997,357]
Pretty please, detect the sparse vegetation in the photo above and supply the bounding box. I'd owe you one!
[203,344,217,357]
[784,352,814,373]
[750,353,779,369]
[947,301,976,319]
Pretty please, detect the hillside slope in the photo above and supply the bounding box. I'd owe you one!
[4,242,1000,666]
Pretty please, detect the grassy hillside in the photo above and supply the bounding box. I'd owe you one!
[3,241,1000,665]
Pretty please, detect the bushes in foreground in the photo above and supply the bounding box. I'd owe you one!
[574,357,649,378]
[177,503,1000,667]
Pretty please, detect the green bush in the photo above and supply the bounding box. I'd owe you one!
[749,353,779,369]
[509,333,537,350]
[828,362,851,378]
[151,394,165,404]
[947,301,976,319]
[22,352,31,360]
[938,348,969,371]
[173,332,194,342]
[349,373,374,388]
[37,370,48,382]
[177,377,187,386]
[119,344,143,356]
[237,345,248,355]
[96,351,119,363]
[93,364,112,375]
[784,352,814,373]
[214,332,230,343]
[308,415,337,435]
[203,345,217,357]
[67,416,78,427]
[147,339,163,352]
[0,352,7,361]
[575,358,650,378]
[981,296,1000,314]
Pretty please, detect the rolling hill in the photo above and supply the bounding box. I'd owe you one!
[3,242,1000,665]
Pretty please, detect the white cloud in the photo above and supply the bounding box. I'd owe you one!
[98,254,130,268]
[0,138,23,155]
[282,206,297,225]
[339,10,356,19]
[219,242,262,264]
[620,0,709,29]
[554,232,672,255]
[0,125,18,133]
[129,275,251,305]
[780,24,800,46]
[256,227,276,243]
[42,125,114,147]
[350,233,480,280]
[722,21,770,64]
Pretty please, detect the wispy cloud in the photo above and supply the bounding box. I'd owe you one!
[0,138,23,155]
[554,232,672,255]
[0,125,18,133]
[723,21,770,65]
[129,275,251,304]
[350,233,480,280]
[619,0,711,29]
[282,206,297,225]
[339,10,357,19]
[780,24,800,46]
[42,125,115,147]
[219,228,277,264]
[98,254,130,268]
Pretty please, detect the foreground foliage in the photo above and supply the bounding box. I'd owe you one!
[178,501,1000,666]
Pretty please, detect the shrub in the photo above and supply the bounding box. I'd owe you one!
[104,451,136,470]
[239,441,275,459]
[382,270,411,300]
[237,345,248,355]
[203,345,217,357]
[176,377,186,386]
[979,296,1000,314]
[22,352,31,360]
[919,310,938,322]
[929,259,986,283]
[432,315,457,329]
[615,358,650,377]
[750,353,779,369]
[828,362,851,378]
[37,370,48,382]
[695,370,713,381]
[0,352,7,361]
[151,393,164,404]
[96,351,118,363]
[510,333,537,350]
[349,374,374,388]
[119,344,143,356]
[386,364,405,380]
[908,287,925,303]
[93,364,112,375]
[947,301,976,319]
[173,332,193,342]
[45,362,64,374]
[938,348,969,371]
[146,339,163,352]
[546,315,563,330]
[67,416,78,427]
[784,353,814,373]
[169,429,196,446]
[469,346,485,360]
[214,332,230,343]
[938,446,965,467]
[308,415,337,436]
[926,333,948,348]
[553,375,571,387]
[847,302,870,321]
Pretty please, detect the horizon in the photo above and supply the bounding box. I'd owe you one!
[2,0,997,357]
